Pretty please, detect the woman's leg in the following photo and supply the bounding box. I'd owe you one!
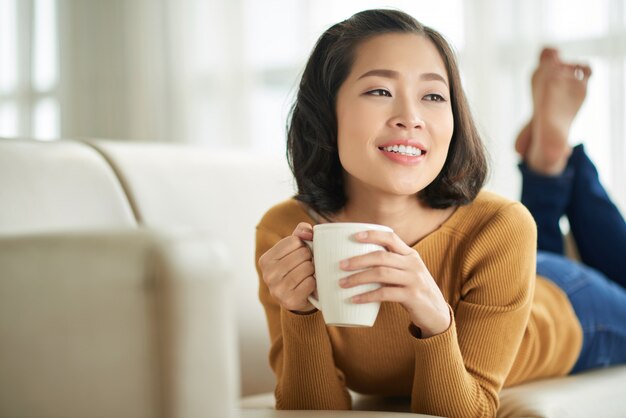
[518,160,573,255]
[515,48,590,255]
[515,47,626,286]
[536,251,626,373]
[566,145,626,287]
[520,146,626,288]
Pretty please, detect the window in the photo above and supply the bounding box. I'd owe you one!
[0,0,59,140]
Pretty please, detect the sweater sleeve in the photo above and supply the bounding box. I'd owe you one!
[410,202,536,418]
[255,224,351,410]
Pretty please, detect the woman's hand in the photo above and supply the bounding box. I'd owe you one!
[339,230,451,338]
[258,222,317,313]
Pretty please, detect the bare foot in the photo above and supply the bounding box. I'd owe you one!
[518,47,592,175]
[514,120,532,157]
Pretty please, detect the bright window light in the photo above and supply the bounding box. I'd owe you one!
[0,102,18,137]
[307,0,464,50]
[33,98,59,140]
[546,0,609,41]
[0,0,17,95]
[33,0,58,92]
[571,58,611,186]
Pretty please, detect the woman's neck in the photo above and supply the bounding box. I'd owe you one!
[329,192,455,247]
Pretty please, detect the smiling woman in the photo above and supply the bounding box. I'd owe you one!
[336,34,455,205]
[254,8,626,418]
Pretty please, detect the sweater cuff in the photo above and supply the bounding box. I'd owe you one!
[281,307,328,341]
[410,305,461,363]
[408,304,454,340]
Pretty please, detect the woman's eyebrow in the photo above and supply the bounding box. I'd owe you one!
[358,69,400,80]
[357,69,448,87]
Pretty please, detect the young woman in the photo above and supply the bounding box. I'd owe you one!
[255,9,626,417]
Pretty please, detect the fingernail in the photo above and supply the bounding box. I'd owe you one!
[338,278,347,287]
[339,260,349,269]
[352,295,361,303]
[356,231,368,239]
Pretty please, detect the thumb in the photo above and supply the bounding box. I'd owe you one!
[292,222,313,240]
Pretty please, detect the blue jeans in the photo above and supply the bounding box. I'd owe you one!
[520,144,626,373]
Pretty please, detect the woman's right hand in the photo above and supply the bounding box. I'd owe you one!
[258,222,317,313]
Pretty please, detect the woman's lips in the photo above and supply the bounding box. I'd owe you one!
[377,141,427,166]
[378,146,426,165]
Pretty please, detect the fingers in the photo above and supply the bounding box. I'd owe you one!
[350,285,407,304]
[339,266,411,288]
[282,258,315,290]
[292,222,313,241]
[354,230,414,255]
[339,230,419,273]
[259,241,312,287]
[258,222,317,313]
[340,250,403,271]
[259,222,312,268]
[565,63,592,81]
[269,262,316,311]
[279,246,314,278]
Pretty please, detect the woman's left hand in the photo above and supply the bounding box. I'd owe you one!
[339,229,451,338]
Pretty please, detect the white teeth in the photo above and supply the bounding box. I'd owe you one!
[381,145,423,156]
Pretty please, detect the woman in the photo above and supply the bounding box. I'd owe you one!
[255,9,626,417]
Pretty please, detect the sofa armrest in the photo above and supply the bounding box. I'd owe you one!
[0,229,238,418]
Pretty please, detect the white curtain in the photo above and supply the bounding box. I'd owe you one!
[55,0,171,141]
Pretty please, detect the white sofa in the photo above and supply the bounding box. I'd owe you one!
[1,137,625,418]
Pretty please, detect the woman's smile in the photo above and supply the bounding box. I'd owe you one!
[377,139,428,166]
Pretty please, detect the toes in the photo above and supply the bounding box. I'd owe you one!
[539,47,560,64]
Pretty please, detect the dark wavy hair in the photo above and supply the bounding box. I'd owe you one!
[287,9,488,216]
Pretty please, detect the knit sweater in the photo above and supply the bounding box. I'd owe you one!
[255,191,582,418]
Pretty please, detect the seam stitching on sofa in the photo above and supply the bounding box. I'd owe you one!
[84,140,144,224]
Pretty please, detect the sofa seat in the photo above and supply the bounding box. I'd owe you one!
[241,363,626,417]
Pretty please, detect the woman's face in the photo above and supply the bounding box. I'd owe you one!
[335,33,454,200]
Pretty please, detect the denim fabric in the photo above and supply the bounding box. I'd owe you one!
[537,252,626,373]
[520,144,626,285]
[520,144,626,373]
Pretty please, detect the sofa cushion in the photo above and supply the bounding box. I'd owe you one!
[241,364,626,417]
[89,139,294,396]
[0,138,136,234]
[497,364,626,417]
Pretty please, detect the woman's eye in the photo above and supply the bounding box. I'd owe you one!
[366,89,392,97]
[424,93,446,102]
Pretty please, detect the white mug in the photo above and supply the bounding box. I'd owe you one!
[305,222,392,327]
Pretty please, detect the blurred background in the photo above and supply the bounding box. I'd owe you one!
[1,0,625,211]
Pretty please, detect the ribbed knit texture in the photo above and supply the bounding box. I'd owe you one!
[255,191,582,418]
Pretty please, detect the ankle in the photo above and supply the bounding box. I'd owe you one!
[527,120,572,175]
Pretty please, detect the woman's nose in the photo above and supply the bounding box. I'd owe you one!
[389,101,424,129]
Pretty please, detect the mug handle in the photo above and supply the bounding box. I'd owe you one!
[303,239,321,311]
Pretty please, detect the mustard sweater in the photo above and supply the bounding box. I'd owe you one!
[255,191,582,418]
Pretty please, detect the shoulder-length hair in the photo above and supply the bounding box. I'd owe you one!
[287,9,488,216]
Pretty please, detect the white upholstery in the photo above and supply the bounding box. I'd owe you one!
[0,229,238,418]
[90,139,294,396]
[0,231,161,418]
[0,137,239,418]
[241,373,626,418]
[0,138,136,234]
[497,365,626,417]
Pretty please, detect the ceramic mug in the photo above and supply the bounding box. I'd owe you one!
[305,222,392,327]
